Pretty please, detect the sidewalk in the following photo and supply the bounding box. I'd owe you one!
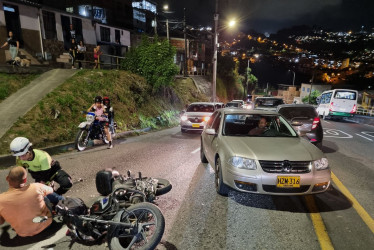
[0,69,77,138]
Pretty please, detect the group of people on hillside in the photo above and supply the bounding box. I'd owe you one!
[0,96,114,238]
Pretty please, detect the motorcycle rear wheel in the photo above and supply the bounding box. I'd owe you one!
[109,202,165,250]
[75,129,89,151]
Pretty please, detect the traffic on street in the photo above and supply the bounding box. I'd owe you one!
[0,117,373,249]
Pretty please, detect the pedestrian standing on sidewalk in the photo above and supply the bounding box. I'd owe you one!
[0,31,19,61]
[77,40,86,69]
[69,38,77,69]
[93,45,102,69]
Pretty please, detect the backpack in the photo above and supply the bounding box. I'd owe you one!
[57,197,88,215]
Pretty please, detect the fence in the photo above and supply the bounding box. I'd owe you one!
[356,106,374,116]
[74,51,125,69]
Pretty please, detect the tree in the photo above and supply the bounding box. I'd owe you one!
[121,36,178,92]
[244,67,258,97]
[302,90,321,104]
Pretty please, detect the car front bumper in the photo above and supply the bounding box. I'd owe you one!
[224,165,331,195]
[180,121,207,131]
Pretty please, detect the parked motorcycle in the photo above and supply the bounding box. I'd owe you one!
[96,169,172,208]
[34,186,165,249]
[75,112,116,151]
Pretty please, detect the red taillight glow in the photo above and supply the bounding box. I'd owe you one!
[329,102,334,111]
[350,104,357,114]
[312,117,320,130]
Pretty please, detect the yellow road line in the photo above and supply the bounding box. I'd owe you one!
[331,172,374,234]
[305,195,334,250]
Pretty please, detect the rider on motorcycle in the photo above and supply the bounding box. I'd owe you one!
[88,96,113,149]
[10,137,72,204]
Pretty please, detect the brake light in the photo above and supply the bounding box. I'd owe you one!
[203,116,210,122]
[350,104,357,114]
[312,117,320,130]
[329,102,334,111]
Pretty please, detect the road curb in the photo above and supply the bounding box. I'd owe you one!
[0,127,151,169]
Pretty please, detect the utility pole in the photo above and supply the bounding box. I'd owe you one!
[183,8,188,77]
[308,71,315,104]
[212,0,219,102]
[166,19,169,40]
[154,15,157,35]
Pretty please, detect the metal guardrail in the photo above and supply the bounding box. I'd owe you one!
[74,51,125,69]
[356,106,374,116]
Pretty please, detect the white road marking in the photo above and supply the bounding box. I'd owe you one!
[362,131,374,138]
[191,147,200,154]
[356,133,373,141]
[27,226,68,250]
[322,120,331,124]
[323,129,353,138]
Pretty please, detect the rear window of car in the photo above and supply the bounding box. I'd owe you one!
[255,98,284,107]
[187,104,214,112]
[278,107,317,120]
[334,91,356,100]
[226,102,240,107]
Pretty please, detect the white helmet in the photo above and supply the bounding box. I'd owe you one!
[10,137,32,156]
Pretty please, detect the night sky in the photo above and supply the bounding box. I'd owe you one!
[155,0,374,34]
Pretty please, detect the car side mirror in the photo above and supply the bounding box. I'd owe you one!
[206,128,217,135]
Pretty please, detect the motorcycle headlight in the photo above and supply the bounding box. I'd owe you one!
[228,156,257,170]
[181,115,188,121]
[313,158,329,170]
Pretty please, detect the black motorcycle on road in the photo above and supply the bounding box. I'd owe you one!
[75,112,116,151]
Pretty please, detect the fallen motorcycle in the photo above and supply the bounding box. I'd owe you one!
[34,188,165,249]
[75,112,116,151]
[96,169,172,207]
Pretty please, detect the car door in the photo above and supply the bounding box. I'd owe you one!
[202,111,218,160]
[205,112,222,163]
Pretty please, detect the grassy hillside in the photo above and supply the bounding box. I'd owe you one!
[0,73,40,102]
[0,70,208,155]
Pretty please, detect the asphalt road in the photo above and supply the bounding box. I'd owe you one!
[0,120,373,250]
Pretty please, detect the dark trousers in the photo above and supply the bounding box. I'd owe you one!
[53,169,72,195]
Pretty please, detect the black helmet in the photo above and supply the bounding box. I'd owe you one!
[95,96,102,103]
[103,96,110,106]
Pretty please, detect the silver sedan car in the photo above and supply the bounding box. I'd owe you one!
[200,109,331,196]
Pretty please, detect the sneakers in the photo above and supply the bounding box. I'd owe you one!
[107,141,113,149]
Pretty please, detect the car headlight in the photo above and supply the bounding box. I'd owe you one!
[228,156,257,170]
[203,116,210,122]
[181,115,188,121]
[313,158,329,170]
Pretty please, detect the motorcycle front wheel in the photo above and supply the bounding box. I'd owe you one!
[109,202,165,250]
[75,129,90,151]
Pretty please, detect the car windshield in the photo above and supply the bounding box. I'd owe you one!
[255,98,284,107]
[223,114,297,137]
[226,102,240,107]
[187,104,214,113]
[278,107,317,120]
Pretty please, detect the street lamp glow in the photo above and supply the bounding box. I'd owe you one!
[163,4,169,11]
[228,20,236,28]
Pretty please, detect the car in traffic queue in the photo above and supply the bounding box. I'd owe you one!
[225,101,243,108]
[254,97,284,111]
[277,104,323,149]
[200,108,331,196]
[180,102,215,133]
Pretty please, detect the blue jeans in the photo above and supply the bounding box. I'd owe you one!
[46,192,65,205]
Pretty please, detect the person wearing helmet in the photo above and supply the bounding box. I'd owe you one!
[10,137,72,204]
[87,96,113,149]
[103,96,115,135]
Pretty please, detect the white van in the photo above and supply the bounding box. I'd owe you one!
[316,89,358,119]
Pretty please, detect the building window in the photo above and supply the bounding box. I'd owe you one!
[66,7,73,13]
[100,26,110,42]
[302,87,305,91]
[42,11,57,40]
[307,88,310,92]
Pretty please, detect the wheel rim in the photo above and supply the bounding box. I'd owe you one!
[116,208,158,249]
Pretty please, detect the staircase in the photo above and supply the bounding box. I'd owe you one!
[56,52,71,64]
[4,49,41,65]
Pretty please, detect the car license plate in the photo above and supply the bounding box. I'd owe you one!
[192,124,200,128]
[277,176,300,188]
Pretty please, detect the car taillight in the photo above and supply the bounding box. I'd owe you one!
[203,116,210,122]
[329,102,334,111]
[350,104,357,114]
[312,117,320,130]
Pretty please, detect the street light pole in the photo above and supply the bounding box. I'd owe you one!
[166,19,169,40]
[289,70,295,86]
[212,1,219,103]
[183,8,188,77]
